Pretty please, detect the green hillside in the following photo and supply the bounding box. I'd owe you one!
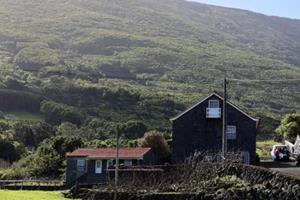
[0,0,299,134]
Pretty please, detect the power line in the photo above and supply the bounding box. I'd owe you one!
[227,78,300,83]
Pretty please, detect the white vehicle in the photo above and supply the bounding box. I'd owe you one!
[270,145,290,161]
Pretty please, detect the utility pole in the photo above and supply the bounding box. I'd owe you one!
[114,126,120,200]
[222,78,227,158]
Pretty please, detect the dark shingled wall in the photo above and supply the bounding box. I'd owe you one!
[172,94,257,164]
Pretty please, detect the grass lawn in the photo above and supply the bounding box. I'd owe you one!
[256,139,279,160]
[0,190,69,200]
[4,111,44,122]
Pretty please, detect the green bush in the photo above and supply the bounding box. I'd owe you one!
[276,113,300,142]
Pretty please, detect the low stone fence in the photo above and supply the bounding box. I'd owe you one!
[0,180,66,191]
[222,164,300,188]
[73,163,300,200]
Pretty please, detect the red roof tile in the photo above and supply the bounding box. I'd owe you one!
[66,148,151,159]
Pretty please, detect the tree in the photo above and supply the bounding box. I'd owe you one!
[56,122,78,136]
[139,130,170,164]
[0,138,19,162]
[276,113,300,142]
[40,100,84,125]
[13,121,54,148]
[31,135,83,177]
[121,121,147,139]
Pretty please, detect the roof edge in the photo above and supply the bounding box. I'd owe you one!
[66,147,152,157]
[170,92,258,122]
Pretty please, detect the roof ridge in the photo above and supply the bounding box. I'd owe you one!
[171,92,258,121]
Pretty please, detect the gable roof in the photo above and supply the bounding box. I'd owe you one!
[66,148,151,159]
[170,92,258,122]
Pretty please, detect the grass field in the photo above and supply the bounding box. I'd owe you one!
[4,111,44,122]
[0,190,69,200]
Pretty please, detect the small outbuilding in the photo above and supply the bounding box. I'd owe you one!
[66,147,154,186]
[171,92,259,164]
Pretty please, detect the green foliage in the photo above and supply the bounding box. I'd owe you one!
[0,89,41,112]
[121,121,147,139]
[31,136,83,177]
[4,135,84,179]
[0,0,298,135]
[276,113,300,142]
[0,0,299,179]
[12,120,54,147]
[140,130,171,163]
[40,101,84,125]
[0,138,19,162]
[256,139,278,159]
[56,122,78,137]
[14,46,60,71]
[85,138,138,148]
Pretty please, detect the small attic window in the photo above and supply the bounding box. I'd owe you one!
[208,100,220,108]
[207,100,221,118]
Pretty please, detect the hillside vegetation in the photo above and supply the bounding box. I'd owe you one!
[0,1,300,178]
[0,0,300,128]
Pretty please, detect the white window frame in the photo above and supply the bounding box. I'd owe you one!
[226,125,237,140]
[208,100,220,108]
[95,160,102,174]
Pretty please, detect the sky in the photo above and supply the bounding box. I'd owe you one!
[189,0,300,19]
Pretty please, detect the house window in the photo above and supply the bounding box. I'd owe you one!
[107,160,114,168]
[95,160,102,174]
[208,100,220,108]
[124,160,132,166]
[207,100,221,118]
[226,125,237,140]
[77,159,86,172]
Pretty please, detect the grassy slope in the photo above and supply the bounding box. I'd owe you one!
[0,0,299,130]
[0,190,68,200]
[4,111,44,122]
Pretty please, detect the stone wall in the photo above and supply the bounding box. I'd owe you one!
[73,163,300,200]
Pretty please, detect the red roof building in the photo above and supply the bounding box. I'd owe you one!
[66,147,154,186]
[67,148,152,159]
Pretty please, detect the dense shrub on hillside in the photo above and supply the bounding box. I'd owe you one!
[121,121,147,139]
[0,89,41,112]
[3,76,26,90]
[0,120,54,149]
[0,138,20,162]
[0,135,83,179]
[14,46,60,71]
[0,120,57,165]
[42,77,140,108]
[12,121,54,148]
[40,100,85,125]
[97,63,136,80]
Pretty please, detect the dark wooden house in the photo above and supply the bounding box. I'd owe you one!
[66,147,154,186]
[171,92,259,164]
